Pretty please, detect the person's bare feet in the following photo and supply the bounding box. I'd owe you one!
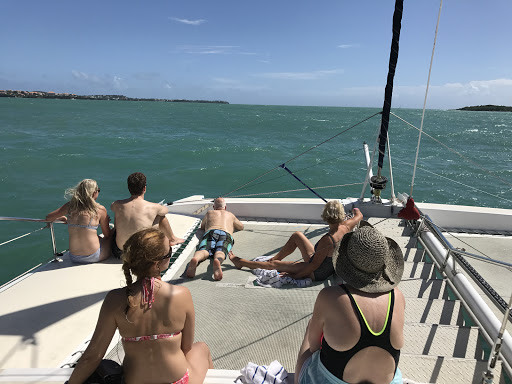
[228,251,243,269]
[186,258,198,278]
[170,237,185,246]
[213,259,223,281]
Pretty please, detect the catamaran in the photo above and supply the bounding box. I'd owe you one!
[1,1,511,383]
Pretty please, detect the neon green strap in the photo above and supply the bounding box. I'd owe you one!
[352,292,391,336]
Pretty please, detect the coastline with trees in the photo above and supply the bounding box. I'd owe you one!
[0,89,229,104]
[456,105,512,112]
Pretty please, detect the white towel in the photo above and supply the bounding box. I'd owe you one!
[252,265,312,288]
[236,360,288,384]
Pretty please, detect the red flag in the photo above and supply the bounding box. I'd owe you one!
[398,197,420,220]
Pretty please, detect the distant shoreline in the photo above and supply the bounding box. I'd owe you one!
[0,89,229,104]
[456,105,512,112]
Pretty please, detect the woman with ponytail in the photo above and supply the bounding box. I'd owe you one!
[67,228,213,384]
[46,179,111,263]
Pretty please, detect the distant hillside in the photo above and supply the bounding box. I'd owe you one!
[0,89,229,104]
[456,105,512,112]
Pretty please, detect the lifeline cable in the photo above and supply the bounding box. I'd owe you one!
[0,225,46,247]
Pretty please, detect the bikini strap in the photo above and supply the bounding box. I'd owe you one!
[142,276,161,308]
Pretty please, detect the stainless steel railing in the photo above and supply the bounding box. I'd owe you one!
[0,216,66,260]
[411,214,512,382]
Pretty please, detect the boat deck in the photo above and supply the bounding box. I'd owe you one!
[0,213,510,383]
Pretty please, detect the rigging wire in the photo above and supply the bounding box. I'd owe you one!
[233,147,364,192]
[391,112,512,188]
[410,0,443,197]
[229,182,363,198]
[394,158,512,204]
[222,111,382,198]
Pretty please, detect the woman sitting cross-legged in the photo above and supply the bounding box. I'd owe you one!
[230,201,363,281]
[295,225,405,384]
[67,228,213,384]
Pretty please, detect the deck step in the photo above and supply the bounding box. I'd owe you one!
[403,261,440,280]
[399,278,451,300]
[403,323,483,359]
[405,297,464,326]
[400,353,502,384]
[403,248,428,263]
[405,298,463,326]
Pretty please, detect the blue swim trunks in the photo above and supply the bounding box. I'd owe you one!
[197,229,234,260]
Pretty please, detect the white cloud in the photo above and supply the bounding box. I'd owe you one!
[254,69,344,80]
[71,70,126,90]
[345,78,512,109]
[176,45,241,55]
[337,44,359,49]
[170,17,205,26]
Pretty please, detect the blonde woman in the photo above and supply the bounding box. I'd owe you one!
[230,201,363,281]
[46,179,111,263]
[67,228,213,384]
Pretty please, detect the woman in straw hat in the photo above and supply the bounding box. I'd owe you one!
[295,226,405,384]
[230,201,363,281]
[46,178,112,263]
[66,228,213,384]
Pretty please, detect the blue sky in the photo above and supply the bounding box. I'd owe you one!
[2,0,511,109]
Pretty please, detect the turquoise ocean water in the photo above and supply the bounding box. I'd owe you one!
[1,98,511,284]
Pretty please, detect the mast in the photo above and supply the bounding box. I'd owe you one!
[372,0,404,201]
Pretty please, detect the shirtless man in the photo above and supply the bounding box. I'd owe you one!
[110,172,184,258]
[186,197,244,281]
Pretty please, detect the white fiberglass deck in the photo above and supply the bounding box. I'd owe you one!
[0,209,509,383]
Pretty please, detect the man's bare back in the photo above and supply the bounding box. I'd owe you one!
[201,209,243,235]
[111,196,168,248]
[186,197,243,281]
[111,172,184,256]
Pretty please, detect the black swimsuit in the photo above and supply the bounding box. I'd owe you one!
[320,284,400,380]
[309,234,337,281]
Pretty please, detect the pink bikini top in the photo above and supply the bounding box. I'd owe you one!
[122,331,181,342]
[122,277,182,342]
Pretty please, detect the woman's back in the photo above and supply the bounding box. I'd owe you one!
[320,285,405,383]
[296,226,405,384]
[67,211,101,254]
[66,228,212,384]
[112,280,192,384]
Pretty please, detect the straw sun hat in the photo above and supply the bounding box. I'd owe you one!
[333,225,404,293]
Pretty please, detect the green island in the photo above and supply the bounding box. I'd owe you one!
[0,89,229,104]
[456,105,512,112]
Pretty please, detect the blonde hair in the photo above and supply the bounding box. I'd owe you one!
[122,228,167,313]
[65,179,99,217]
[321,200,346,224]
